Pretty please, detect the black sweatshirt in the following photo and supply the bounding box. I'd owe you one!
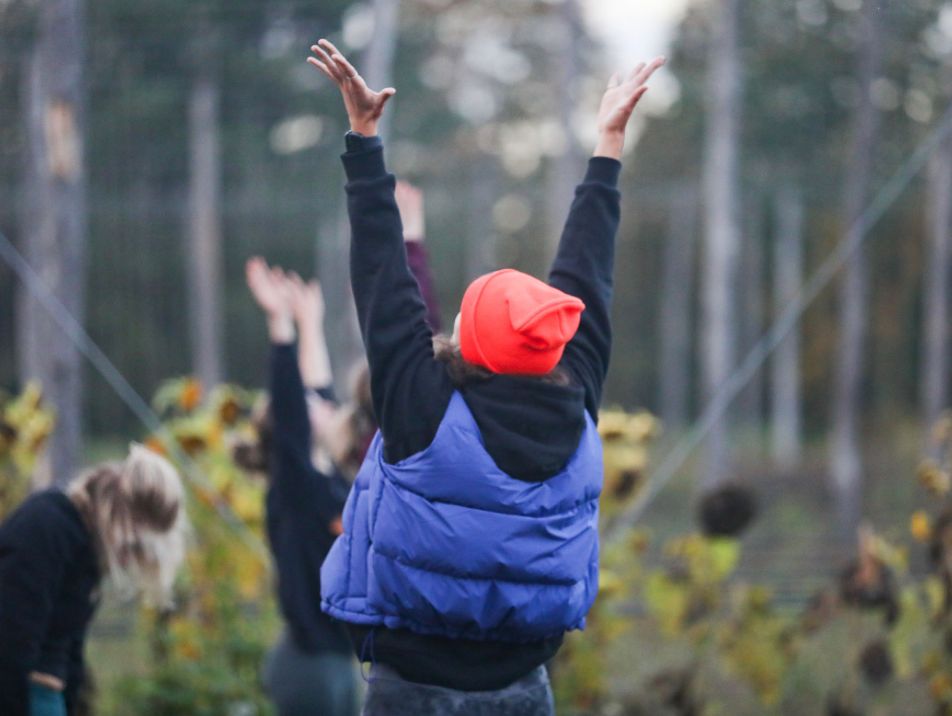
[267,343,352,655]
[0,490,101,716]
[341,134,621,690]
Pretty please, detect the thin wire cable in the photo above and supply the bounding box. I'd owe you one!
[606,101,952,544]
[0,230,269,561]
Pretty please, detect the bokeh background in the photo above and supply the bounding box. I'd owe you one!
[4,0,952,713]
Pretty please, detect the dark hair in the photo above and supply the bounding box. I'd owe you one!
[697,483,758,537]
[431,334,570,387]
[336,364,378,478]
[231,399,272,475]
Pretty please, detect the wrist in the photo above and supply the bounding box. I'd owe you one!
[594,131,625,160]
[349,120,378,136]
[268,313,295,343]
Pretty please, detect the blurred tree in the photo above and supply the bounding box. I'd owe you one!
[832,0,882,539]
[921,133,952,447]
[186,7,224,390]
[700,0,742,489]
[771,184,804,469]
[544,0,583,263]
[321,0,403,387]
[738,185,766,431]
[659,186,697,432]
[921,41,952,450]
[17,0,87,486]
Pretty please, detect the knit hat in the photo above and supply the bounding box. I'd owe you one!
[459,269,585,375]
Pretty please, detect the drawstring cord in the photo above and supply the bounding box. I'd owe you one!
[359,627,377,683]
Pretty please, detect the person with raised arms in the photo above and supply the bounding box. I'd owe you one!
[308,37,664,716]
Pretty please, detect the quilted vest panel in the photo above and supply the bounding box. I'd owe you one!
[321,391,603,642]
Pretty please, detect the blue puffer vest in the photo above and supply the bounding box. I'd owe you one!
[321,391,603,642]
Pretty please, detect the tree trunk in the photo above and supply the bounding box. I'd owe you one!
[921,132,952,450]
[771,184,804,469]
[738,190,765,431]
[321,0,402,389]
[466,153,498,280]
[17,0,87,487]
[659,186,697,432]
[545,0,582,264]
[700,0,742,489]
[186,57,223,390]
[361,0,401,144]
[831,0,881,538]
[317,204,363,396]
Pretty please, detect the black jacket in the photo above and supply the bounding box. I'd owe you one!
[267,343,352,655]
[341,135,621,690]
[0,490,101,716]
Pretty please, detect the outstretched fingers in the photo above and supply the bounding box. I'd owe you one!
[318,39,357,79]
[246,257,267,285]
[307,56,337,83]
[623,86,649,114]
[633,56,666,87]
[310,44,344,82]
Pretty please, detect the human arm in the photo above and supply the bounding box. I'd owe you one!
[0,503,68,716]
[63,635,87,715]
[549,59,665,418]
[288,276,334,391]
[246,258,342,522]
[396,181,443,332]
[307,43,453,460]
[246,257,295,345]
[593,58,666,160]
[308,38,395,137]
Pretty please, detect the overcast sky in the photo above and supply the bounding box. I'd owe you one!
[584,0,690,68]
[582,0,690,116]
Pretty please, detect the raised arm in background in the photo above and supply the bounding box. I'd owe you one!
[396,181,443,332]
[548,57,666,419]
[245,257,341,525]
[287,275,334,393]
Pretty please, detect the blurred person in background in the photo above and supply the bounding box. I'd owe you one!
[242,187,440,715]
[246,258,358,716]
[308,38,664,716]
[0,444,188,716]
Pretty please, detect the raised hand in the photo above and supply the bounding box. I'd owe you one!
[307,38,396,136]
[287,273,334,390]
[246,257,291,317]
[594,56,666,159]
[395,181,425,243]
[288,274,325,327]
[246,257,295,342]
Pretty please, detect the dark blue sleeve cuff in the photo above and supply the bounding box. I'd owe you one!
[341,134,387,181]
[584,157,622,187]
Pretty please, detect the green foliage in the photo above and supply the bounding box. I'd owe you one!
[109,377,276,716]
[0,382,55,519]
[554,408,952,716]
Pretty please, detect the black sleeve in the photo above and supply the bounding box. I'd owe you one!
[342,136,454,461]
[548,157,622,420]
[0,504,69,716]
[269,343,345,525]
[64,635,86,716]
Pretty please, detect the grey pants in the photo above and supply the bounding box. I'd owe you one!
[263,632,359,716]
[361,663,555,716]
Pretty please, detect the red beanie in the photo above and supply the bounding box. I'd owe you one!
[459,269,585,375]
